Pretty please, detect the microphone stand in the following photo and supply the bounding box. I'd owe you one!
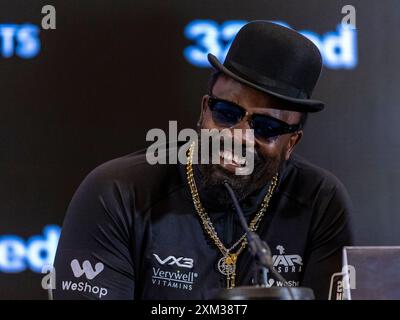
[210,182,314,300]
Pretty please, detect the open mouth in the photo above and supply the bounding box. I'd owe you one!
[218,150,247,167]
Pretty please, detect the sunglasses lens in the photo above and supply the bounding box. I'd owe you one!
[208,97,298,141]
[252,116,285,141]
[210,100,244,127]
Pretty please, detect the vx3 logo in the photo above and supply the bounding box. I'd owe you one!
[70,259,104,280]
[153,253,194,269]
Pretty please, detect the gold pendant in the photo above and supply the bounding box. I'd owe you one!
[225,254,237,265]
[217,254,238,289]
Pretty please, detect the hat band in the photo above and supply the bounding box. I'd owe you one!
[224,60,309,99]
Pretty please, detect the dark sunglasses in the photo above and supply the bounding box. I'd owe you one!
[207,95,302,141]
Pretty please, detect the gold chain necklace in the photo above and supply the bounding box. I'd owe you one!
[186,142,278,289]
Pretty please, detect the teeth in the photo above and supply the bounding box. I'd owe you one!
[233,154,246,165]
[219,150,232,162]
[219,150,246,166]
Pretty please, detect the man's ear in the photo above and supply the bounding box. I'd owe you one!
[284,131,303,160]
[197,95,209,128]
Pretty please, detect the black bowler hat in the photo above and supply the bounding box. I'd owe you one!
[208,21,324,112]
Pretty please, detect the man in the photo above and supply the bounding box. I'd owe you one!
[53,21,353,300]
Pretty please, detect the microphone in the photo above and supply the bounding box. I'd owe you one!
[223,180,295,300]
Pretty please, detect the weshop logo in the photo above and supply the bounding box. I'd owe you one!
[42,259,109,299]
[62,259,108,298]
[70,259,104,280]
[42,259,108,299]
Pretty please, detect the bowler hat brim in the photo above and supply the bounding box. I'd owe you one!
[208,54,325,113]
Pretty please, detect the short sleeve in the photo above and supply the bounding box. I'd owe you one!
[52,165,135,300]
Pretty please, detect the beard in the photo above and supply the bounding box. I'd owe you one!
[196,132,285,208]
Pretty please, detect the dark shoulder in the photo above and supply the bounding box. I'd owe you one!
[280,153,349,208]
[80,148,185,208]
[288,153,344,189]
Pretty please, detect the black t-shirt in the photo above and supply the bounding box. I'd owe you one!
[53,148,353,300]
